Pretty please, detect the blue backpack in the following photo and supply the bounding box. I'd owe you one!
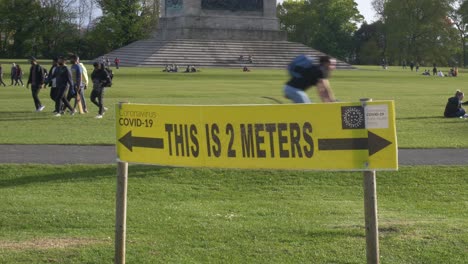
[288,55,315,78]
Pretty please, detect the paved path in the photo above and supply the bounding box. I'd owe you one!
[0,145,467,166]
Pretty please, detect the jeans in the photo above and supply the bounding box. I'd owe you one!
[284,85,311,103]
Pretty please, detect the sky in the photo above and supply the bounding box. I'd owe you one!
[276,0,376,23]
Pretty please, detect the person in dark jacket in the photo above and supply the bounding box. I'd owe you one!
[46,58,59,105]
[26,57,45,111]
[90,62,111,119]
[10,63,16,85]
[444,90,468,118]
[284,55,337,103]
[15,65,24,86]
[48,56,75,116]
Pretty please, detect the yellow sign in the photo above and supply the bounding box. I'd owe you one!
[116,101,398,171]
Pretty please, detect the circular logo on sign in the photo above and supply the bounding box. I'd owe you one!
[343,107,364,129]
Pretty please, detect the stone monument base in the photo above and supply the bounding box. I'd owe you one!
[155,16,287,41]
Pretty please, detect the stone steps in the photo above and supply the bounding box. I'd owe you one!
[101,39,354,69]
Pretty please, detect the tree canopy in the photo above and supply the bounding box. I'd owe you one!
[0,0,159,59]
[277,0,363,61]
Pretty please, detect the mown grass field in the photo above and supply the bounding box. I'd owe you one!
[0,62,467,147]
[0,62,467,263]
[0,165,467,263]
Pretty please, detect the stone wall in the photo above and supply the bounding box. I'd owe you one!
[157,0,285,41]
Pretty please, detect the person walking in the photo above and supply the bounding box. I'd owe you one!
[10,63,17,85]
[69,55,87,113]
[0,64,7,86]
[15,65,24,86]
[114,57,120,69]
[26,57,46,112]
[46,58,59,106]
[283,55,337,103]
[78,57,89,112]
[90,62,111,119]
[49,56,75,116]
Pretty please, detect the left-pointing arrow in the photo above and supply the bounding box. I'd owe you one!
[118,131,164,152]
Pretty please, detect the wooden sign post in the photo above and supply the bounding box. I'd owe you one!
[115,161,128,264]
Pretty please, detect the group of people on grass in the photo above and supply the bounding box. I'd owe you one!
[99,56,120,69]
[0,63,25,86]
[421,64,459,77]
[20,56,113,119]
[163,64,199,73]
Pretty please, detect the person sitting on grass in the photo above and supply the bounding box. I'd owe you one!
[444,90,468,118]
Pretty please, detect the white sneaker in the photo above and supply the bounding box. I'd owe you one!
[95,114,103,119]
[54,113,61,117]
[37,106,45,112]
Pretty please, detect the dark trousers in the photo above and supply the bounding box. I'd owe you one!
[50,87,58,102]
[445,108,466,118]
[31,85,42,110]
[0,76,6,86]
[15,77,23,86]
[90,88,105,115]
[55,87,74,113]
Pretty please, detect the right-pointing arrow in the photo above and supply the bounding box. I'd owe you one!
[118,131,164,152]
[318,131,392,156]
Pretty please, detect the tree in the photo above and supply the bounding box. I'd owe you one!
[277,0,363,61]
[353,21,386,65]
[94,0,159,49]
[0,0,84,58]
[36,0,81,58]
[451,0,468,66]
[0,0,42,57]
[373,0,459,66]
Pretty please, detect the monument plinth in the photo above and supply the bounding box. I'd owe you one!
[156,0,286,41]
[103,0,354,69]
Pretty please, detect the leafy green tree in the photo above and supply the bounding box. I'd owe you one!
[450,0,468,66]
[0,0,42,57]
[277,0,363,61]
[94,0,159,50]
[353,22,386,65]
[0,0,83,58]
[374,0,459,66]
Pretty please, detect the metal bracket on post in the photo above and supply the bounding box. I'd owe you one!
[360,98,380,264]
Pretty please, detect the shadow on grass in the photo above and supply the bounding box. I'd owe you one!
[0,111,52,121]
[0,165,166,189]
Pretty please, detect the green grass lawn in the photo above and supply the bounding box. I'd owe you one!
[0,165,466,263]
[0,62,467,263]
[0,63,467,147]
